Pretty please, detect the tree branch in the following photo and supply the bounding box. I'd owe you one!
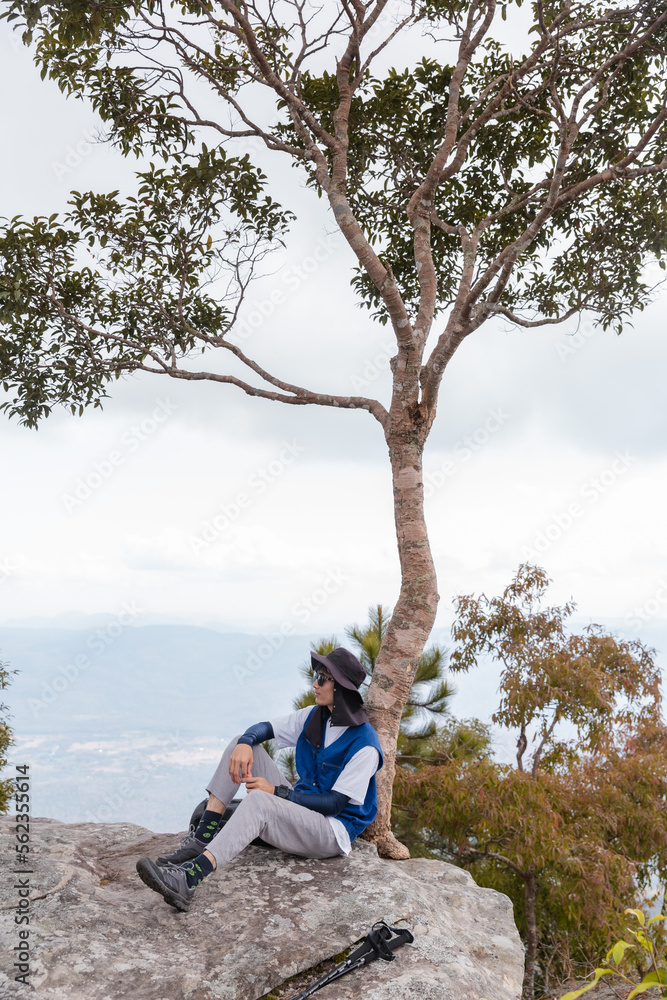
[47,293,389,427]
[493,302,593,328]
[516,722,527,772]
[531,710,560,778]
[463,846,528,879]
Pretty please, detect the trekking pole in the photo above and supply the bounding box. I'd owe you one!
[286,921,414,1000]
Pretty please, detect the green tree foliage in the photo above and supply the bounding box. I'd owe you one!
[0,150,292,425]
[0,653,15,814]
[392,565,667,1000]
[291,46,667,329]
[560,909,667,1000]
[0,2,666,426]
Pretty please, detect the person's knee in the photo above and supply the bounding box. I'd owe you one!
[239,790,272,817]
[252,742,270,759]
[240,790,263,809]
[219,735,242,760]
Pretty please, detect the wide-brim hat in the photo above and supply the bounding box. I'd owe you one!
[310,646,366,690]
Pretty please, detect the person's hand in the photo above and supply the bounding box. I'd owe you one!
[229,742,254,784]
[244,776,275,794]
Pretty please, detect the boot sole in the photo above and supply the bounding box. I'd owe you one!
[135,857,192,912]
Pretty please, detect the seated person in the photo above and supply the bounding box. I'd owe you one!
[136,646,382,911]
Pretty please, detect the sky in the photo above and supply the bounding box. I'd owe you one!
[1,10,666,651]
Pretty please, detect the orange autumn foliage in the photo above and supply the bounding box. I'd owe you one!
[392,566,667,1000]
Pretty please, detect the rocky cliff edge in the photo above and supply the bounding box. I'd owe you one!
[0,817,524,1000]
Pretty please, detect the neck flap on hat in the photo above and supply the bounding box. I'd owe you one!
[303,686,370,748]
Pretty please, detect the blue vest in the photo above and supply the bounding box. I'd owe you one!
[294,708,383,843]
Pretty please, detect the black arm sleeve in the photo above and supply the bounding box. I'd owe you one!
[237,721,275,747]
[282,787,351,817]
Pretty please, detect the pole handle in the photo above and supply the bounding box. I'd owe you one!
[386,927,415,951]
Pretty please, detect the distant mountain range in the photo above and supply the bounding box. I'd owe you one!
[0,624,323,831]
[0,611,251,632]
[1,623,316,736]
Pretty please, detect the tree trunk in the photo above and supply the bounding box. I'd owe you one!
[522,870,538,1000]
[364,428,439,858]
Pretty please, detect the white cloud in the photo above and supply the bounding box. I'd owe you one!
[1,20,666,641]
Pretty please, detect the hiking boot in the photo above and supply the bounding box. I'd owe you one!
[136,857,195,912]
[156,829,206,866]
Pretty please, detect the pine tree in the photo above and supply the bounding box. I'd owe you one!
[283,605,490,775]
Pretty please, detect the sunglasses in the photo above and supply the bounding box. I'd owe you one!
[313,671,334,687]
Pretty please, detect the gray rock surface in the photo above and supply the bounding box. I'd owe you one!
[0,817,524,999]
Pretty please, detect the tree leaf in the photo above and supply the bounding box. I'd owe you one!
[627,970,667,1000]
[560,968,615,1000]
[610,940,634,965]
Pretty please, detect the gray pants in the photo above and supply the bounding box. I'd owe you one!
[204,737,341,869]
